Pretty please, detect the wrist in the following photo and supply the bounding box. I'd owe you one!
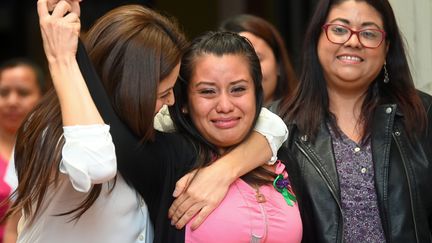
[47,54,77,68]
[210,160,238,185]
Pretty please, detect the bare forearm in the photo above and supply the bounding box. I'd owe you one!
[49,58,103,126]
[217,131,271,180]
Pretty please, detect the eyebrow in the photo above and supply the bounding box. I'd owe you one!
[328,18,383,29]
[194,79,249,88]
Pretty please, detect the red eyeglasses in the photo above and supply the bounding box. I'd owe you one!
[322,23,386,48]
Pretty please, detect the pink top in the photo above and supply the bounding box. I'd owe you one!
[185,176,302,243]
[0,155,11,242]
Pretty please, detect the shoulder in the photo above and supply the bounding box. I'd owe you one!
[416,90,432,111]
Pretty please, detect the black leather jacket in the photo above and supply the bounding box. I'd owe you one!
[280,93,432,243]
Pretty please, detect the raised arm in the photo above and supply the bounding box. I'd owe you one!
[38,0,101,126]
[169,107,288,229]
[38,0,117,192]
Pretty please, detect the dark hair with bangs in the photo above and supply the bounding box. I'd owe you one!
[170,31,274,186]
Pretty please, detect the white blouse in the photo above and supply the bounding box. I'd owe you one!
[13,125,153,243]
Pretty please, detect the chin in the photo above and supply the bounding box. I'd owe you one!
[214,137,244,149]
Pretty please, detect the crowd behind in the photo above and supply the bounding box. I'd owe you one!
[0,0,430,243]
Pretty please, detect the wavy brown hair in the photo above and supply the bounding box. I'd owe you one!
[7,4,187,222]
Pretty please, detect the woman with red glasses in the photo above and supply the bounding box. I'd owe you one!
[276,0,432,242]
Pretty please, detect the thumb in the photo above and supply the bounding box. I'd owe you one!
[173,171,194,197]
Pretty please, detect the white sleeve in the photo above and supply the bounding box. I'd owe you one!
[153,105,175,132]
[59,124,117,193]
[254,107,288,164]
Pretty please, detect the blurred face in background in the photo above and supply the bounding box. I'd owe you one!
[239,31,278,105]
[0,65,42,134]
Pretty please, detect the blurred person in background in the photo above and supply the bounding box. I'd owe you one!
[0,58,44,242]
[220,14,297,107]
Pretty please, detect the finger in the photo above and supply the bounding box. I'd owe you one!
[174,203,204,229]
[51,0,72,18]
[37,0,50,17]
[172,178,187,198]
[69,0,81,17]
[170,195,199,224]
[190,206,213,230]
[63,11,80,24]
[173,171,195,197]
[46,0,61,12]
[168,194,189,218]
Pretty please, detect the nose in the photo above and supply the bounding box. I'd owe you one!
[5,92,19,106]
[344,32,362,48]
[165,92,175,106]
[215,93,234,113]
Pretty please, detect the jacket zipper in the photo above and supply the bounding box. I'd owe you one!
[295,141,345,243]
[392,132,420,243]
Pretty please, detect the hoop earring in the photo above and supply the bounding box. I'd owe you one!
[383,62,389,84]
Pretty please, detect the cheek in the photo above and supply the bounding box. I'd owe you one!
[317,35,331,65]
[262,60,278,81]
[24,94,41,107]
[188,96,207,122]
[240,95,257,116]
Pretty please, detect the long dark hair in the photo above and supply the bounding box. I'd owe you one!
[170,31,272,185]
[278,0,426,141]
[220,14,297,102]
[8,4,187,222]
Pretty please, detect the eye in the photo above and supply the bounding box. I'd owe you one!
[230,85,247,94]
[0,88,9,97]
[360,30,380,40]
[331,25,349,35]
[198,88,216,95]
[159,89,172,99]
[17,89,31,97]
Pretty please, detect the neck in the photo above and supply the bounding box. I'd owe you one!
[327,87,367,143]
[0,128,16,160]
[264,95,275,107]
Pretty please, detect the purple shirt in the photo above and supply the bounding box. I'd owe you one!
[328,125,386,243]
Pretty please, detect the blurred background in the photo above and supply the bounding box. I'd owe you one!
[1,0,431,93]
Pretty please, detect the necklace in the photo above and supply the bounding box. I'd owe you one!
[235,182,268,243]
[255,187,266,203]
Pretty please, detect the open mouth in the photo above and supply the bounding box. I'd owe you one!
[337,55,364,62]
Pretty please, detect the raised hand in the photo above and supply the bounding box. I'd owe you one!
[37,0,81,63]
